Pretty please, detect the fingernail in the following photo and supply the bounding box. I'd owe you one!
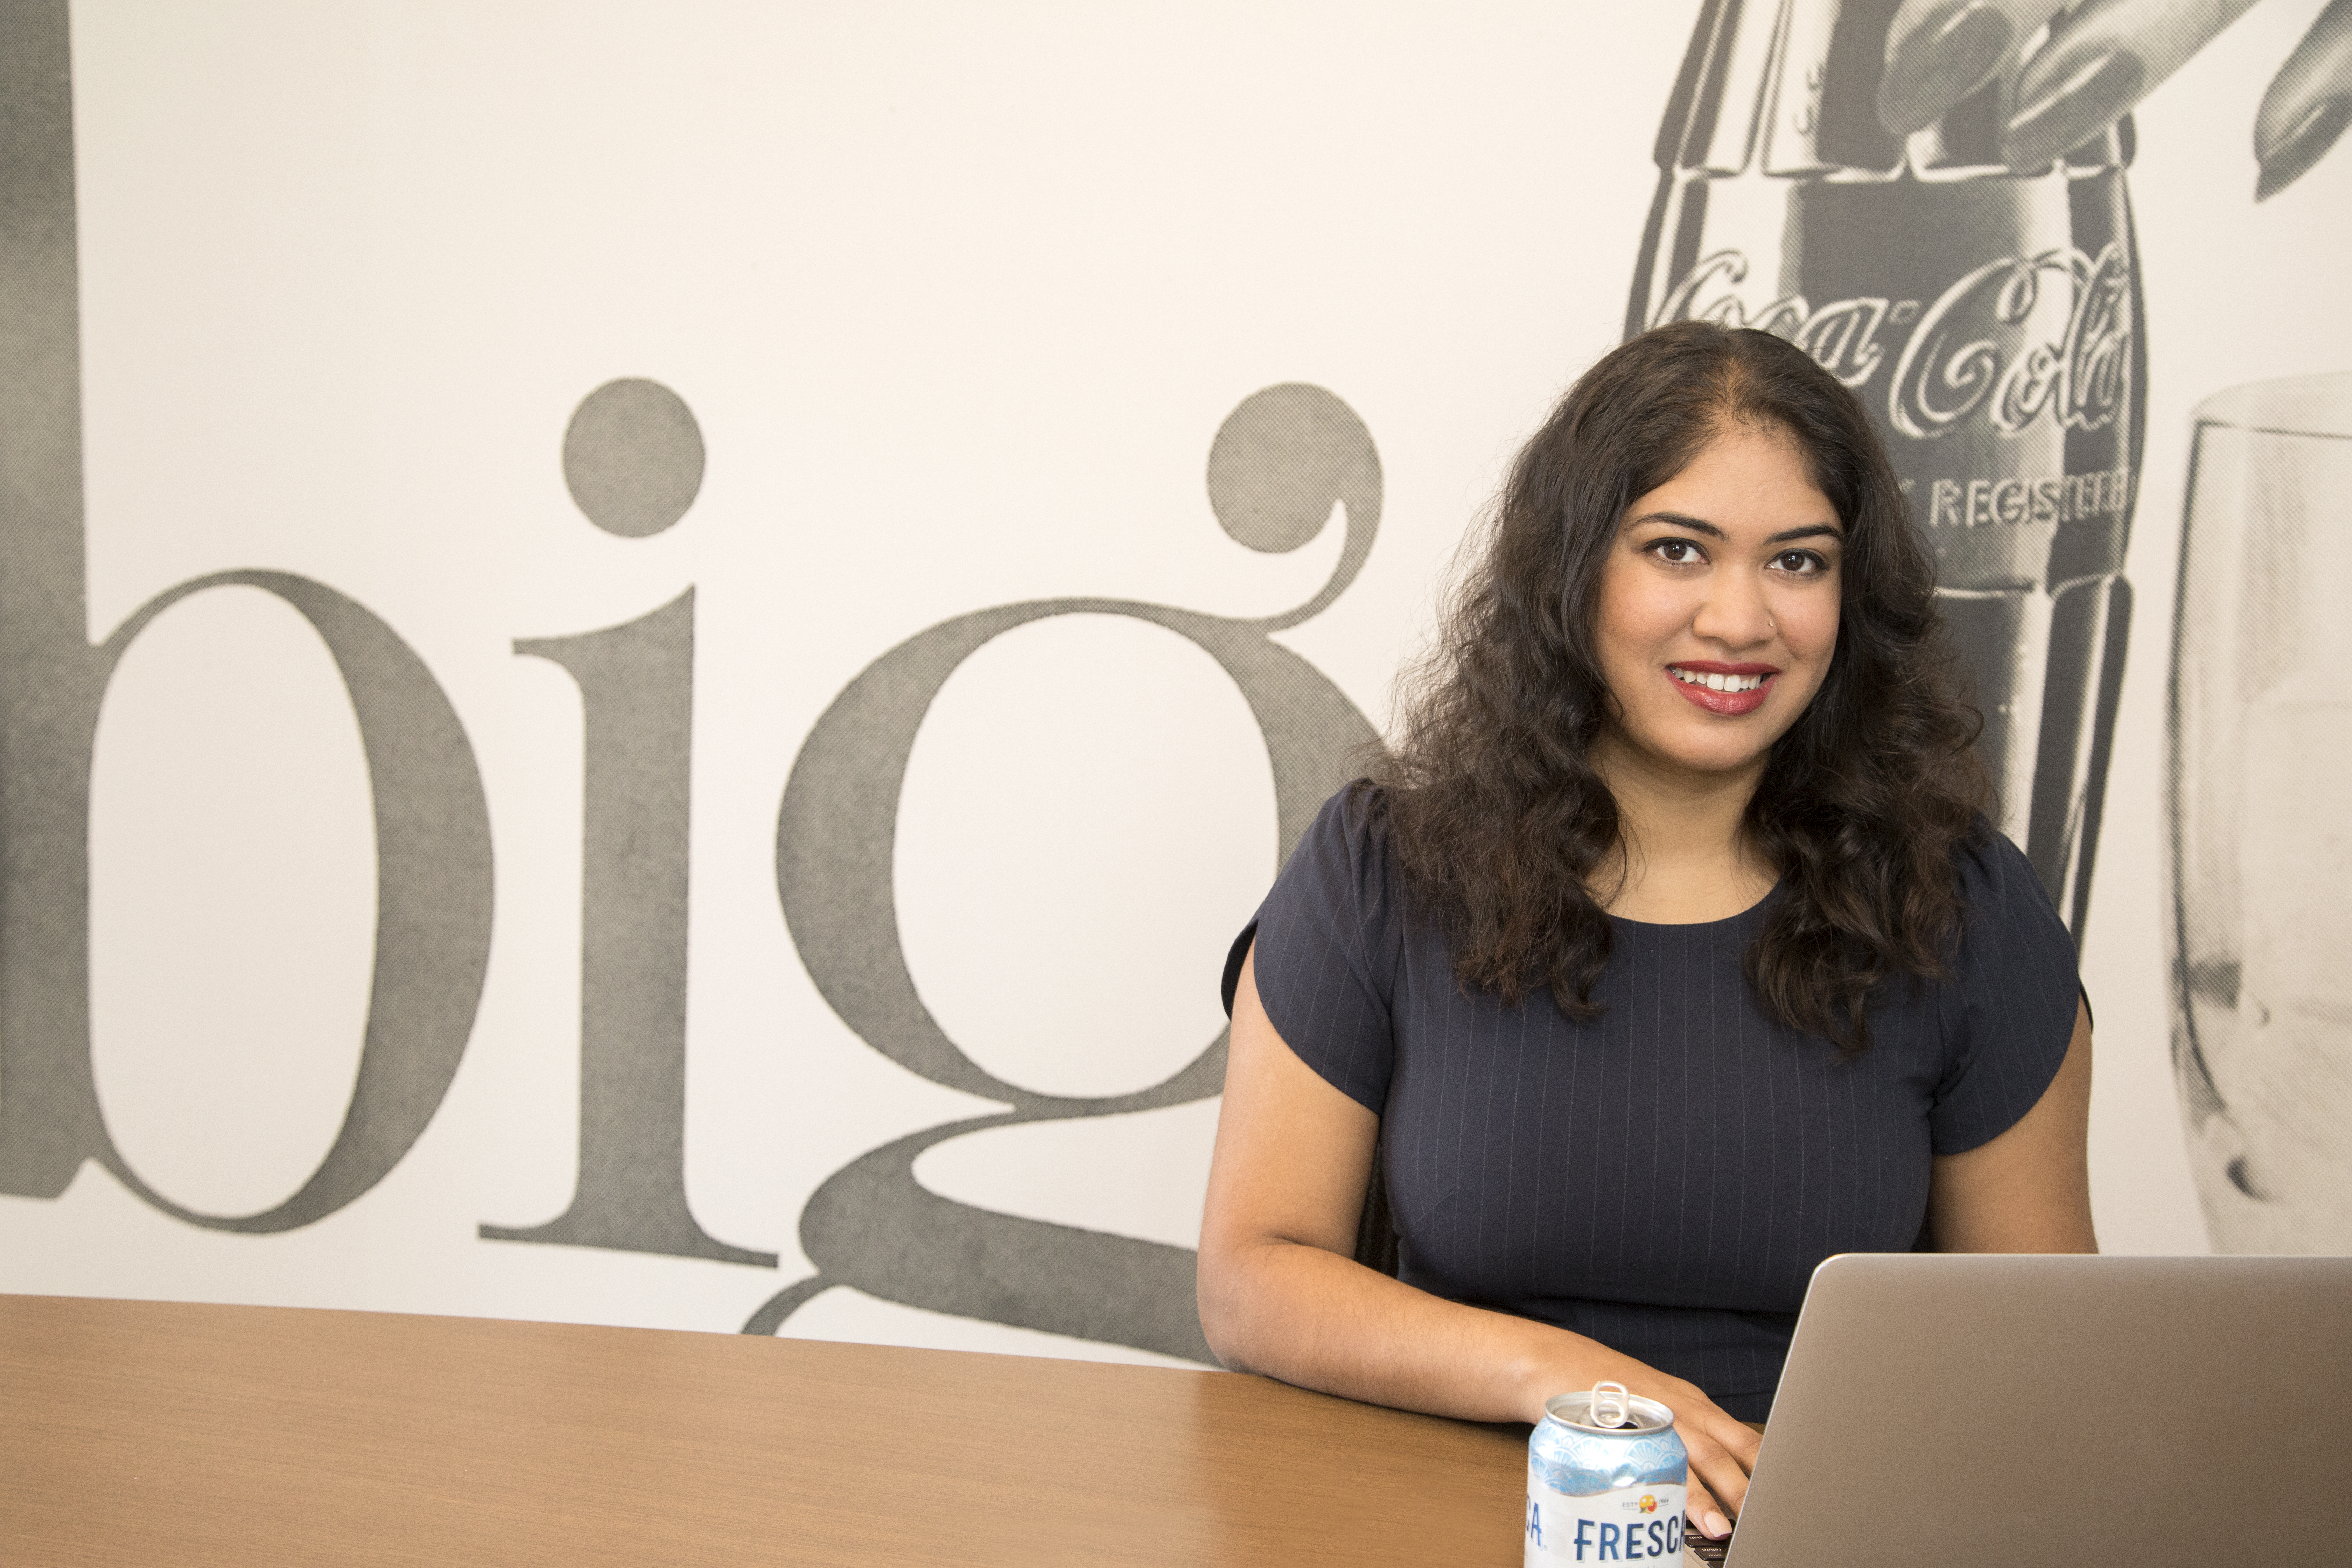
[1707,1510,1732,1538]
[2255,97,2352,201]
[1878,1,2014,137]
[2004,47,2146,170]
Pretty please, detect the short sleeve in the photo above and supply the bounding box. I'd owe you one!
[1218,784,1401,1114]
[1929,828,2083,1155]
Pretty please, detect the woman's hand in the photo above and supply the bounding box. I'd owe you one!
[1877,0,2352,197]
[1520,1348,1761,1542]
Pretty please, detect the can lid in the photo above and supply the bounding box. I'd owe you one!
[1541,1381,1676,1435]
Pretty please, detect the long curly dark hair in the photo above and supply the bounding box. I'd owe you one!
[1371,320,1990,1054]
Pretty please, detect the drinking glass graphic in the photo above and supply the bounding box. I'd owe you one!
[2166,372,2352,1254]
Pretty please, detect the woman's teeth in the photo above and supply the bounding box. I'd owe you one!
[1671,667,1765,693]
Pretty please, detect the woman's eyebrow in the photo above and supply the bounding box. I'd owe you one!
[1626,512,1843,545]
[1626,510,1725,538]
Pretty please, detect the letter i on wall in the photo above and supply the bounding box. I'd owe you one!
[478,379,774,1268]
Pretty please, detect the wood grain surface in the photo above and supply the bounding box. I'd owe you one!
[0,1294,1538,1566]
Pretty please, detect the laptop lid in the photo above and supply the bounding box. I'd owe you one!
[1724,1253,2352,1567]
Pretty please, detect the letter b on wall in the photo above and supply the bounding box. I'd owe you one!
[0,570,495,1230]
[0,4,491,1224]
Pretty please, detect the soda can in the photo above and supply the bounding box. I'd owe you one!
[1525,1382,1688,1565]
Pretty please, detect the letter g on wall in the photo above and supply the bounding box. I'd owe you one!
[755,383,1386,1361]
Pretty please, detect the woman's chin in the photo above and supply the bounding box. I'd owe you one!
[1615,723,1778,781]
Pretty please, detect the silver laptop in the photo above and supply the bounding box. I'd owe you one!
[1720,1253,2351,1567]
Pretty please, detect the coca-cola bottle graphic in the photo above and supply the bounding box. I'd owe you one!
[1632,0,2144,933]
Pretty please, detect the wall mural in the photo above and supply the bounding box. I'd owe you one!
[1,0,2346,1358]
[1638,0,2141,937]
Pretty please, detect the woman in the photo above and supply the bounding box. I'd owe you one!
[1195,321,2095,1545]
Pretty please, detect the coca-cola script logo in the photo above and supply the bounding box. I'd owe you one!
[1652,244,2133,443]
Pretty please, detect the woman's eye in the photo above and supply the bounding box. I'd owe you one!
[1773,550,1825,575]
[1652,539,1703,564]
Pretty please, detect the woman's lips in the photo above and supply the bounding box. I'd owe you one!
[1667,665,1776,716]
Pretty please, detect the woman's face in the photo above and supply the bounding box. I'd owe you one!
[1592,422,1843,782]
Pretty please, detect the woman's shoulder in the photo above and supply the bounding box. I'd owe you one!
[1920,816,2081,1142]
[1266,780,1410,931]
[1945,813,2074,971]
[1293,778,1393,861]
[1950,815,2054,912]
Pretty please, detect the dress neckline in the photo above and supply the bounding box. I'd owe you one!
[1604,877,1783,932]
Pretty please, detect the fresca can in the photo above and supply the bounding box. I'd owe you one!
[1525,1382,1688,1565]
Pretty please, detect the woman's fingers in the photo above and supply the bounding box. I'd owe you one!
[2002,0,2263,169]
[1678,1418,1751,1536]
[1713,1410,1765,1474]
[2256,0,2352,198]
[1879,0,2074,136]
[1684,1475,1733,1541]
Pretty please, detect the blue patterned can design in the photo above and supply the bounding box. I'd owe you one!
[1525,1382,1688,1565]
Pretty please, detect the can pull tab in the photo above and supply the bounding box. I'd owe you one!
[1589,1380,1632,1429]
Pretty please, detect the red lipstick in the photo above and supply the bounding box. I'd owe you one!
[1666,661,1778,717]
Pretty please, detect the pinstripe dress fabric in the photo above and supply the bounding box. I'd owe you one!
[1230,786,2080,1421]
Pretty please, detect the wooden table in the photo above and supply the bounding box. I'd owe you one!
[1,1294,1547,1566]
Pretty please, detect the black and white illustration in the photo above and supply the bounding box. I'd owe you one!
[2167,371,2352,1254]
[0,0,2344,1358]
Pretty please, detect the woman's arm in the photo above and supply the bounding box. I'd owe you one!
[1198,943,1762,1539]
[1924,999,2098,1251]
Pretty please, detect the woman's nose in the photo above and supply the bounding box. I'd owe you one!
[1690,572,1776,649]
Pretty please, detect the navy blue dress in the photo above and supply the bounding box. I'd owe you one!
[1226,785,2079,1419]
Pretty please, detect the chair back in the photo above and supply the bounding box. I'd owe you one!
[1353,1140,1400,1277]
